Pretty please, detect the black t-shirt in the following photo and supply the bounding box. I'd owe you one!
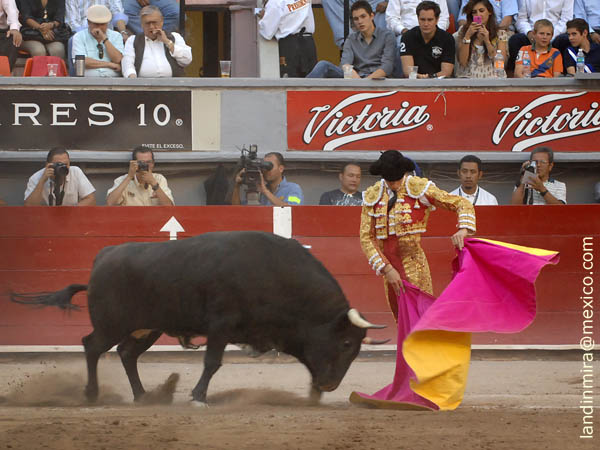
[399,26,455,76]
[319,189,363,206]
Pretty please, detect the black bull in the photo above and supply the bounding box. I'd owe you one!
[13,231,385,403]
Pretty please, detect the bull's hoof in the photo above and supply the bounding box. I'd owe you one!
[190,400,209,408]
[309,387,322,405]
[84,386,99,403]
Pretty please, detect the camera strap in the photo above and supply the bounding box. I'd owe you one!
[49,180,66,206]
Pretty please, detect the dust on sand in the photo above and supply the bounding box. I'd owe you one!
[0,354,596,450]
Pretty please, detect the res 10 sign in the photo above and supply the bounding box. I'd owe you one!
[0,90,192,151]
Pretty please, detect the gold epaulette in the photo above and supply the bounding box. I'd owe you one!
[405,176,434,199]
[362,180,385,206]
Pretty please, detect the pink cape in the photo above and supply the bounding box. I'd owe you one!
[350,238,560,410]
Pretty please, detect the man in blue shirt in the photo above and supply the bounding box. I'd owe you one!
[574,0,600,45]
[232,152,304,206]
[72,4,125,77]
[565,18,600,73]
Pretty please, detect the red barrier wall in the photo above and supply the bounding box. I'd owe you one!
[1,205,598,347]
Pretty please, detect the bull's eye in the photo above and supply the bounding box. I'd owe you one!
[343,339,352,348]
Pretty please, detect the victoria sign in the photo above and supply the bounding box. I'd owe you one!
[287,90,600,152]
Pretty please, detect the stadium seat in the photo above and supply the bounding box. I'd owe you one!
[23,56,68,77]
[0,56,11,76]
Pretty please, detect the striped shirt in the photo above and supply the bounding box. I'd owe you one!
[526,178,567,204]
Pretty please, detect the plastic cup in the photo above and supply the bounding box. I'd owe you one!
[220,60,231,78]
[342,64,353,79]
[408,66,418,79]
[47,63,58,77]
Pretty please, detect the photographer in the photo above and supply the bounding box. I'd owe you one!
[511,146,566,205]
[106,146,174,206]
[24,147,96,206]
[231,152,303,206]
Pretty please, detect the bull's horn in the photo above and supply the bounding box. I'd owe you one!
[362,337,391,345]
[347,308,386,329]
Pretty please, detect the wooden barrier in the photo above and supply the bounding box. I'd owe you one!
[1,205,598,348]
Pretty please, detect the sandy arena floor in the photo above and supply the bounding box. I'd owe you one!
[0,351,596,450]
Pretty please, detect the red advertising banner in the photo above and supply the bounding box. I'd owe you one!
[287,90,600,152]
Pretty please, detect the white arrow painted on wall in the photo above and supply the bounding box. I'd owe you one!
[160,216,185,240]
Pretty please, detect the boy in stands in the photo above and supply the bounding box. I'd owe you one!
[514,19,563,78]
[564,18,600,74]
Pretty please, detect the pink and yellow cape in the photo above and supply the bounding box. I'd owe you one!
[350,238,560,410]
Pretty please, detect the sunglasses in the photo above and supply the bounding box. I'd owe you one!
[97,43,104,59]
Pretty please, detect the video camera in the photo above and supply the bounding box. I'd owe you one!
[239,145,273,194]
[52,162,69,178]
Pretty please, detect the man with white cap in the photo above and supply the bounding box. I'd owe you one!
[72,4,125,77]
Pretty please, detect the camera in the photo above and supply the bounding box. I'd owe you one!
[239,145,273,194]
[52,162,69,177]
[137,161,149,172]
[473,15,482,24]
[522,160,537,185]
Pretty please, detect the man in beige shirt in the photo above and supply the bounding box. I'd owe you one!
[106,146,174,206]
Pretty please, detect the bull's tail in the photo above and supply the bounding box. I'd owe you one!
[10,284,87,311]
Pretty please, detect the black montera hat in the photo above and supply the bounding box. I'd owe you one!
[369,150,416,181]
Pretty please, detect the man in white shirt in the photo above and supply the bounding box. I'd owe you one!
[257,0,317,77]
[506,0,574,72]
[450,155,498,206]
[0,0,22,72]
[511,146,567,205]
[24,148,96,206]
[122,5,191,78]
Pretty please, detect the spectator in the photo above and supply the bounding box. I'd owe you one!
[124,0,179,35]
[514,19,563,78]
[122,5,191,78]
[257,0,317,77]
[0,0,21,72]
[506,0,573,73]
[231,152,303,206]
[449,155,498,205]
[564,18,600,73]
[72,4,125,77]
[19,0,70,60]
[24,147,96,206]
[511,146,566,205]
[307,1,395,78]
[106,146,174,206]
[66,0,128,35]
[322,0,388,49]
[399,0,455,78]
[456,0,518,30]
[574,0,600,45]
[387,0,449,76]
[319,163,363,205]
[386,0,449,38]
[455,0,507,77]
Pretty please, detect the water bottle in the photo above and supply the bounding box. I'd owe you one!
[576,48,585,73]
[522,51,531,78]
[494,50,506,78]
